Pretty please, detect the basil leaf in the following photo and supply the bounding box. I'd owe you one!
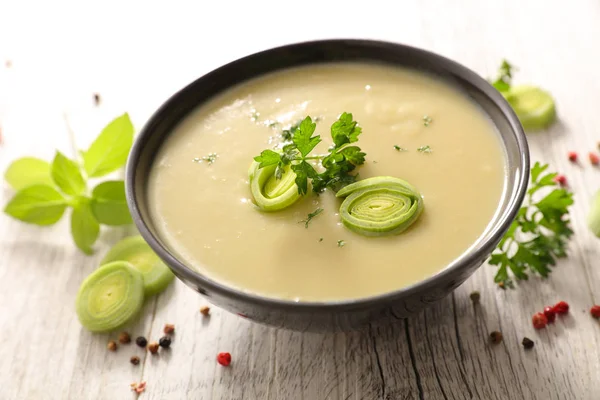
[4,184,68,225]
[71,198,99,255]
[90,181,132,225]
[83,113,134,178]
[4,157,53,190]
[51,151,86,196]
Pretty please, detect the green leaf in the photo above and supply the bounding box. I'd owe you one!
[51,151,86,196]
[331,112,362,148]
[4,157,53,190]
[71,198,100,255]
[4,184,68,225]
[292,117,320,157]
[254,150,281,168]
[83,113,134,178]
[340,146,366,165]
[291,161,318,195]
[90,181,132,226]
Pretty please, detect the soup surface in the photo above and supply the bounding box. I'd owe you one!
[147,63,506,301]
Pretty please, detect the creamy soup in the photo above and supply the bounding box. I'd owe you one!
[147,63,506,301]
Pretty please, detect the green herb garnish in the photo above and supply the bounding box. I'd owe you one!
[319,237,323,242]
[423,115,433,127]
[489,162,574,288]
[194,153,218,165]
[254,112,366,195]
[337,240,346,247]
[393,145,407,152]
[299,207,324,228]
[3,114,134,254]
[491,59,515,92]
[417,145,432,153]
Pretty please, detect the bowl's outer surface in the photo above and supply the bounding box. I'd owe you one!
[126,39,529,332]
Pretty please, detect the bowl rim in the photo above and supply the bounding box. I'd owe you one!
[126,39,529,312]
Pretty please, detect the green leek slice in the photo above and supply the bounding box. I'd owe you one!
[248,161,301,211]
[336,176,424,237]
[101,235,174,297]
[588,190,600,237]
[504,85,557,131]
[75,261,144,332]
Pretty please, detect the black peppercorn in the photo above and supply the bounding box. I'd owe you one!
[490,331,503,344]
[130,356,140,365]
[159,336,172,349]
[522,337,535,350]
[469,291,481,304]
[136,336,148,348]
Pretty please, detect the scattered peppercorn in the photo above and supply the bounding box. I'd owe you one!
[590,152,600,166]
[107,340,117,351]
[118,331,131,344]
[489,331,503,344]
[130,356,140,365]
[163,323,175,335]
[136,336,147,348]
[553,175,567,187]
[590,305,600,319]
[543,306,556,323]
[553,301,570,315]
[130,381,147,394]
[148,342,159,354]
[469,291,481,304]
[568,151,578,162]
[159,336,171,349]
[522,337,535,350]
[200,306,210,316]
[532,312,548,329]
[217,352,232,366]
[93,93,101,106]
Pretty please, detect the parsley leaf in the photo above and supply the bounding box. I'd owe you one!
[491,59,515,92]
[254,149,282,168]
[299,208,324,228]
[292,117,320,157]
[291,161,318,195]
[331,112,362,148]
[489,162,574,288]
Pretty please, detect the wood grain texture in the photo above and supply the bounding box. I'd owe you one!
[1,0,600,398]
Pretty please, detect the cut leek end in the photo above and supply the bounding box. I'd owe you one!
[75,261,145,333]
[249,161,301,212]
[587,191,600,238]
[504,85,557,131]
[101,235,175,297]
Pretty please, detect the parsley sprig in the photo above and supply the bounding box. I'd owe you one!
[254,112,366,195]
[299,207,323,228]
[489,162,574,288]
[491,59,516,92]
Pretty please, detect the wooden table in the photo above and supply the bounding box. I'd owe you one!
[2,1,600,398]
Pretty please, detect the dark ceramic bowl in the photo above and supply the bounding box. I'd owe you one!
[126,39,529,332]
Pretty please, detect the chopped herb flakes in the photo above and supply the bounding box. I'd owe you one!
[337,240,346,247]
[417,145,432,153]
[194,153,218,165]
[299,208,324,228]
[393,145,407,152]
[423,115,433,126]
